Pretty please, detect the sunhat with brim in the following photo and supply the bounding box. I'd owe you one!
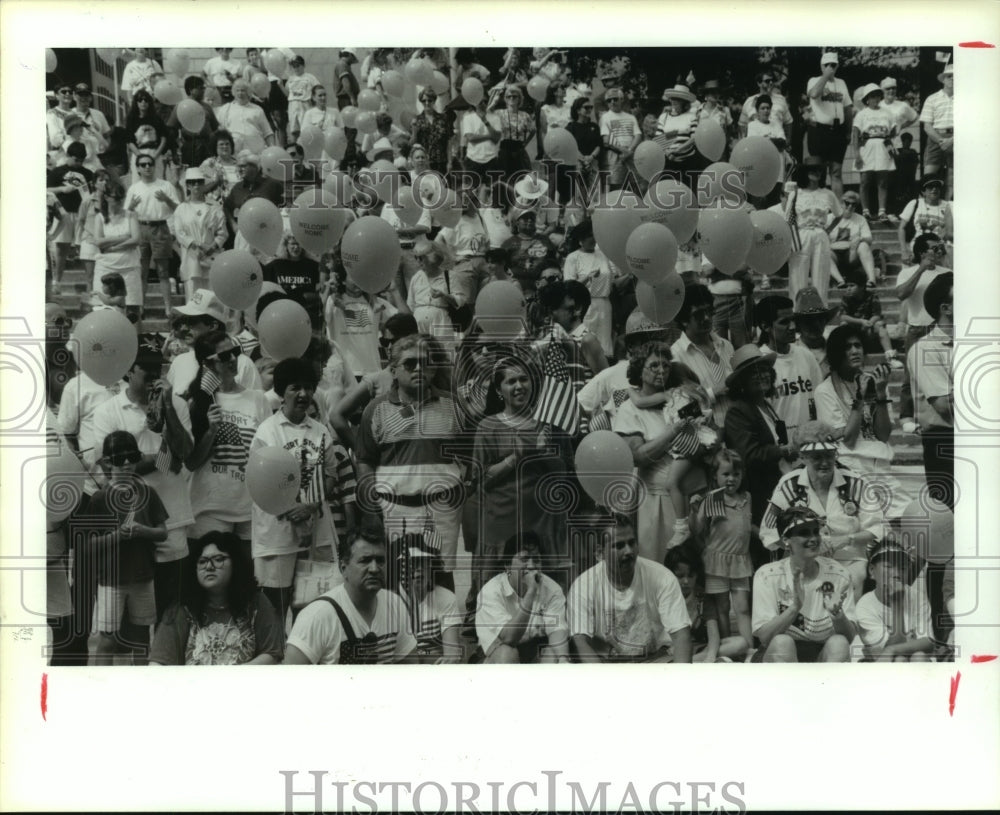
[921,177,944,191]
[724,343,776,389]
[792,286,838,323]
[662,84,696,104]
[184,168,207,183]
[859,83,884,104]
[624,308,667,338]
[879,77,897,90]
[514,175,548,201]
[365,137,394,163]
[63,114,84,132]
[938,64,953,82]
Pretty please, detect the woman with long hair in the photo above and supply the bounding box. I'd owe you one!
[149,532,284,665]
[124,88,170,183]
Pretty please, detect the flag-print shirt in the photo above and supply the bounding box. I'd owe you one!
[356,387,463,498]
[190,389,272,524]
[249,411,338,558]
[752,556,857,643]
[398,585,463,658]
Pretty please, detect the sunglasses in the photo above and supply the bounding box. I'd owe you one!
[136,162,154,168]
[582,104,594,110]
[58,89,72,95]
[106,451,142,466]
[399,357,430,372]
[207,348,240,364]
[787,525,821,539]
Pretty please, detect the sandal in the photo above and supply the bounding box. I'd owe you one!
[862,209,873,220]
[877,210,889,223]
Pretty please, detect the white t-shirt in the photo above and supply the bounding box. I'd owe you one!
[476,572,568,655]
[167,348,263,397]
[57,373,124,470]
[894,264,950,327]
[752,557,857,643]
[120,58,163,96]
[761,343,822,439]
[599,110,640,150]
[855,587,933,651]
[568,557,690,658]
[807,76,852,125]
[399,585,463,657]
[329,294,396,377]
[462,110,500,163]
[436,213,491,258]
[285,72,320,103]
[203,56,243,89]
[563,248,612,299]
[899,198,952,246]
[189,389,272,523]
[128,179,179,222]
[286,584,417,664]
[576,359,630,417]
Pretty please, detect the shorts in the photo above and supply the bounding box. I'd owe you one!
[254,552,297,589]
[95,579,156,633]
[704,575,751,594]
[51,211,77,244]
[749,638,825,663]
[138,221,174,261]
[922,136,953,174]
[287,100,309,135]
[807,123,849,164]
[79,240,99,262]
[189,515,252,540]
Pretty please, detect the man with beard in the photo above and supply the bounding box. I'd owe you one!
[284,526,417,665]
[568,513,692,662]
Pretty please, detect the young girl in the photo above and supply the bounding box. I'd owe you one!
[629,372,720,548]
[689,448,754,648]
[852,84,897,222]
[74,169,111,291]
[96,272,127,314]
[325,265,399,379]
[665,543,748,663]
[172,168,227,301]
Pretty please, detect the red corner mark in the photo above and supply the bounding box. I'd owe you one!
[971,654,998,663]
[959,41,996,48]
[948,671,961,717]
[40,673,48,721]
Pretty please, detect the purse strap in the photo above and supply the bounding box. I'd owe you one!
[313,596,358,646]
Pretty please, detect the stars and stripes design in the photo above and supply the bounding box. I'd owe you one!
[200,368,221,396]
[532,334,580,434]
[212,421,256,468]
[342,305,373,330]
[787,192,802,252]
[298,436,326,515]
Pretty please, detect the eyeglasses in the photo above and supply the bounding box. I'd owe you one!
[582,104,594,109]
[58,89,72,95]
[106,451,142,466]
[399,357,430,372]
[136,161,154,168]
[207,348,240,364]
[196,554,231,570]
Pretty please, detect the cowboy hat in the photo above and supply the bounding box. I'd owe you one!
[724,343,776,389]
[792,286,837,322]
[662,84,696,104]
[514,174,548,201]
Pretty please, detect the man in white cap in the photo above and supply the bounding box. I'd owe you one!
[599,87,640,190]
[806,51,853,197]
[167,288,263,395]
[919,63,953,193]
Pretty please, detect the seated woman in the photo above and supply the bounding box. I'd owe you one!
[760,420,885,601]
[149,532,284,665]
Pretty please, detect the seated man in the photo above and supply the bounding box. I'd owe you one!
[828,191,876,288]
[284,527,417,665]
[475,533,569,664]
[568,513,692,662]
[751,506,857,663]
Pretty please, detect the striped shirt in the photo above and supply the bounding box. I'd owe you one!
[919,89,954,131]
[670,332,735,426]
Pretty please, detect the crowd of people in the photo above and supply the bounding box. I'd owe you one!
[43,46,955,666]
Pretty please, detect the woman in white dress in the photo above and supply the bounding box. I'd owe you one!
[786,157,842,304]
[851,84,897,222]
[92,183,141,323]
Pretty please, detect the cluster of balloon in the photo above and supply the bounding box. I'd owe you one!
[432,189,463,229]
[730,136,783,197]
[625,222,678,285]
[341,106,359,129]
[592,189,647,273]
[574,430,638,510]
[209,250,263,311]
[323,170,355,205]
[164,49,190,77]
[430,71,450,95]
[45,48,58,73]
[357,88,381,112]
[258,299,312,361]
[635,271,686,325]
[747,210,794,276]
[73,310,139,387]
[355,110,378,134]
[475,280,527,338]
[700,160,745,207]
[238,198,283,256]
[381,70,405,98]
[290,189,350,256]
[395,186,424,227]
[527,75,550,102]
[698,204,754,274]
[461,77,484,106]
[641,178,698,244]
[250,72,271,99]
[175,99,206,134]
[246,446,301,515]
[404,55,435,87]
[633,141,665,181]
[693,118,726,161]
[260,145,293,182]
[264,49,288,79]
[357,159,400,204]
[543,127,579,165]
[46,442,87,525]
[153,78,184,106]
[340,216,401,294]
[323,127,349,161]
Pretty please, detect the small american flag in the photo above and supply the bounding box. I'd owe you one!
[588,410,612,432]
[298,436,326,516]
[787,191,802,253]
[532,333,580,433]
[200,368,221,396]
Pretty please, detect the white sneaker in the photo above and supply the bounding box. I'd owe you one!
[901,420,918,434]
[887,358,904,370]
[668,520,691,549]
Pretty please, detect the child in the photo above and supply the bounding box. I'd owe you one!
[689,448,754,648]
[838,267,903,368]
[851,84,896,221]
[325,266,398,379]
[665,542,748,663]
[96,272,127,314]
[855,541,934,662]
[285,55,320,144]
[172,168,227,301]
[88,431,168,665]
[629,372,720,548]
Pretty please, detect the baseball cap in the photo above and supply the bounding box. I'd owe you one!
[289,55,305,66]
[605,88,624,100]
[173,288,229,324]
[74,82,93,95]
[820,52,839,65]
[879,77,897,90]
[869,541,914,568]
[184,168,207,183]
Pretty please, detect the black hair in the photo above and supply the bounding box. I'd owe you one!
[255,290,292,323]
[664,542,705,585]
[188,329,231,442]
[65,141,87,160]
[625,341,695,389]
[212,128,235,153]
[337,522,386,568]
[570,96,591,121]
[183,532,257,624]
[272,357,318,397]
[483,353,540,417]
[923,271,954,322]
[383,312,418,340]
[502,530,542,563]
[562,279,592,321]
[754,93,773,110]
[912,232,941,260]
[842,266,868,289]
[754,294,794,330]
[183,75,205,94]
[675,283,714,327]
[100,272,126,298]
[900,132,913,145]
